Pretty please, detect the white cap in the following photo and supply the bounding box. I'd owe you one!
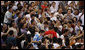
[68,1,72,5]
[27,31,31,34]
[25,14,30,18]
[51,11,55,13]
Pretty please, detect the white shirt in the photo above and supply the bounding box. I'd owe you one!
[37,23,44,30]
[53,43,60,49]
[73,14,79,20]
[75,25,83,34]
[54,1,60,12]
[60,35,66,46]
[25,14,30,18]
[14,1,24,6]
[78,13,84,25]
[49,1,54,4]
[50,6,57,13]
[21,40,26,48]
[56,33,59,38]
[38,14,42,18]
[54,12,64,18]
[68,1,72,5]
[4,11,12,23]
[51,16,57,21]
[81,14,84,25]
[49,1,60,12]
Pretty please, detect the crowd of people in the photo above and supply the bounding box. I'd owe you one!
[1,1,84,49]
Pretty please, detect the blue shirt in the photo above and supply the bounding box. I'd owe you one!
[33,33,43,41]
[32,33,43,49]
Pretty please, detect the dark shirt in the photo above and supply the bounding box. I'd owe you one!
[6,36,16,46]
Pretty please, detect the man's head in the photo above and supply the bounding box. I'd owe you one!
[52,2,56,6]
[31,19,36,25]
[58,8,63,14]
[8,6,13,12]
[67,9,72,14]
[3,24,7,30]
[73,17,77,22]
[31,14,35,20]
[82,9,84,14]
[78,20,82,26]
[44,21,49,27]
[49,26,54,30]
[39,30,45,36]
[64,29,69,35]
[74,9,79,15]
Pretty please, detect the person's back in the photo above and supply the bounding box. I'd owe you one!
[4,11,12,24]
[6,30,16,46]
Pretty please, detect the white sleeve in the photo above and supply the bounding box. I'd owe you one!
[80,26,83,31]
[6,12,12,18]
[60,35,64,39]
[68,1,72,5]
[21,40,25,48]
[57,33,59,38]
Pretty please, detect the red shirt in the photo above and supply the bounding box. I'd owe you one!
[41,5,48,10]
[44,30,57,38]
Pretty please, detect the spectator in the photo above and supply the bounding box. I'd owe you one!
[4,6,14,25]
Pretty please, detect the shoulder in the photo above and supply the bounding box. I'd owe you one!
[60,35,64,39]
[5,11,9,14]
[54,12,58,15]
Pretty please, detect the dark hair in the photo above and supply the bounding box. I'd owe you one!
[31,19,35,24]
[56,38,62,46]
[8,30,14,35]
[58,8,62,12]
[48,44,53,49]
[74,9,79,15]
[31,2,34,5]
[78,20,82,24]
[42,37,49,43]
[16,12,21,16]
[42,38,45,43]
[76,44,83,49]
[53,37,57,43]
[72,44,76,49]
[8,6,12,10]
[73,17,77,21]
[44,21,48,25]
[52,2,56,5]
[45,8,47,11]
[46,17,50,21]
[53,37,62,45]
[31,14,35,18]
[26,34,31,43]
[67,9,73,13]
[39,30,45,33]
[63,29,69,33]
[49,26,54,30]
[68,20,72,24]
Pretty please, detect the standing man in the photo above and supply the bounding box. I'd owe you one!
[4,6,14,26]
